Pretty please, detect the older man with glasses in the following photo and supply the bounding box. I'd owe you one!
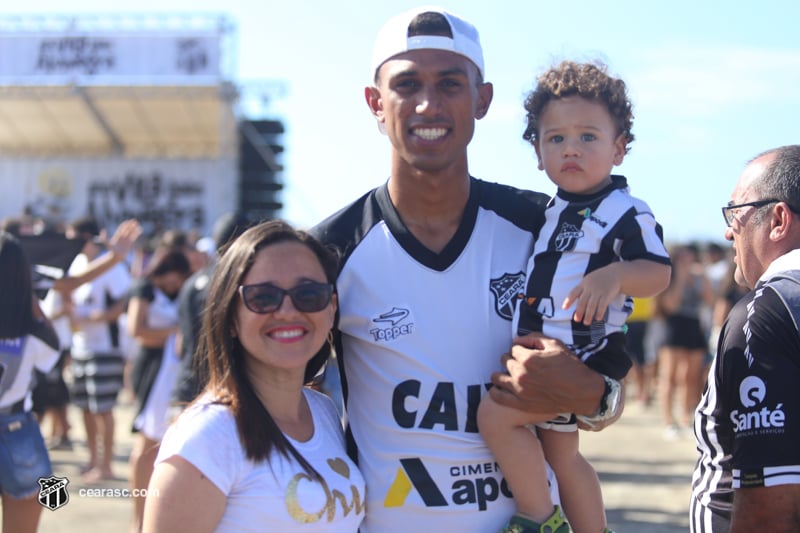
[691,144,800,532]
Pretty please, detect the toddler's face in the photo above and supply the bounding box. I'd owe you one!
[533,96,626,195]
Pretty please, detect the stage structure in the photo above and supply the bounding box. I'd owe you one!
[0,13,284,237]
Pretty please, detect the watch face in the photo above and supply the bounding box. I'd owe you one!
[599,377,621,420]
[606,381,621,414]
[608,386,619,406]
[580,376,622,425]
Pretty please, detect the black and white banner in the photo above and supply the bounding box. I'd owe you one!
[0,32,220,83]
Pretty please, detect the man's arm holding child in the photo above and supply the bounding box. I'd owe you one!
[491,259,669,430]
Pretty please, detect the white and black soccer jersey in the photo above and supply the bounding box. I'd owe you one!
[513,175,670,379]
[691,250,800,533]
[311,178,554,532]
[0,320,59,412]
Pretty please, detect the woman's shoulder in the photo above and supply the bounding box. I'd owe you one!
[157,397,246,496]
[179,397,234,424]
[165,398,238,446]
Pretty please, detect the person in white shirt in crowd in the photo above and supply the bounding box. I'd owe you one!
[66,216,133,483]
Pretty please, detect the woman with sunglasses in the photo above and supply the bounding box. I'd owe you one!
[143,220,365,533]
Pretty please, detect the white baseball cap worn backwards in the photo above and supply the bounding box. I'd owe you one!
[370,6,485,81]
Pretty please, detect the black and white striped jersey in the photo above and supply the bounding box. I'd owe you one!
[691,251,800,532]
[513,175,669,378]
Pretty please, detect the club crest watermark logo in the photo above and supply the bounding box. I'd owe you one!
[38,475,69,511]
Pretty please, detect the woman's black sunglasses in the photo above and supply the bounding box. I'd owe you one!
[238,281,333,314]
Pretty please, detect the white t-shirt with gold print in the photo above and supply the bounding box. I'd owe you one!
[156,389,365,532]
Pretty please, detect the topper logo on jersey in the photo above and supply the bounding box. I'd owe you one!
[370,307,413,342]
[384,457,511,511]
[730,375,786,434]
[554,222,584,252]
[489,272,526,320]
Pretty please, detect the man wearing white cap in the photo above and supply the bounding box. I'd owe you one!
[312,7,618,532]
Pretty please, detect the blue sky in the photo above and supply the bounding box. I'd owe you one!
[3,0,799,245]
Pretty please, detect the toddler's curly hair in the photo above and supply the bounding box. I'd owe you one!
[522,60,634,154]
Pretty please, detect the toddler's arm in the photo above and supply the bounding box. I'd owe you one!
[564,260,671,325]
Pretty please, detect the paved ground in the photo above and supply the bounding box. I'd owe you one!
[582,400,697,532]
[32,398,139,533]
[9,393,698,532]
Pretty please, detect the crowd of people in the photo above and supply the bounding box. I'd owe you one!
[1,5,798,533]
[623,242,742,441]
[0,210,255,532]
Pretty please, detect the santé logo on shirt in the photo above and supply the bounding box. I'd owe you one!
[730,375,786,435]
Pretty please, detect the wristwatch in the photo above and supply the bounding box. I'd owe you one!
[575,374,622,428]
[595,375,622,422]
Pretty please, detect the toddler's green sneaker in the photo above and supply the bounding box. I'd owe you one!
[499,506,569,533]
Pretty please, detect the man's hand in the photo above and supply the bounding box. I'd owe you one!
[489,332,610,430]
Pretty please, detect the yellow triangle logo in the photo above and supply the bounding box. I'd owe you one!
[384,467,413,507]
